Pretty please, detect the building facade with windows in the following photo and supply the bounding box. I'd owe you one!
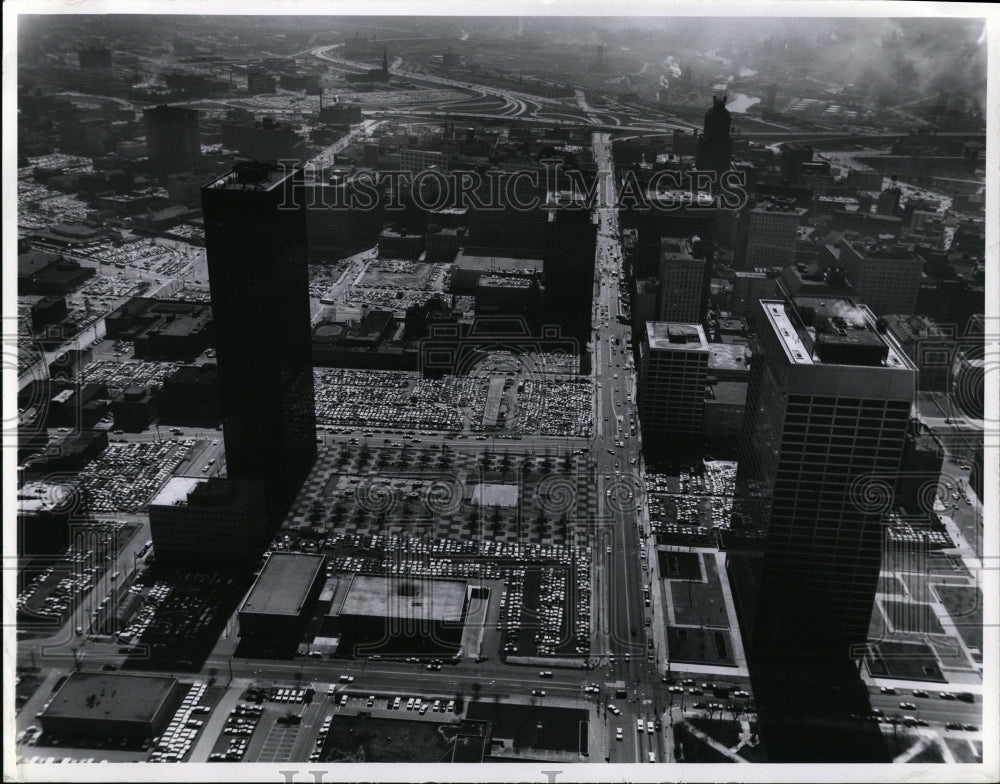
[638,322,710,440]
[728,297,917,662]
[201,162,317,521]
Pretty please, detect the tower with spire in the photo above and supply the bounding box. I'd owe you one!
[695,95,733,177]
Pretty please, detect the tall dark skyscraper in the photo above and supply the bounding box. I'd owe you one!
[144,104,202,174]
[727,296,916,761]
[695,95,732,177]
[728,296,916,663]
[201,162,317,521]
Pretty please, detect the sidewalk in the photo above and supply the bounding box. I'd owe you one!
[711,551,748,674]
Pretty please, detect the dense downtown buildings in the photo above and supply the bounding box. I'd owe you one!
[9,10,993,780]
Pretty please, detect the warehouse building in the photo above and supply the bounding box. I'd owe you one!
[238,552,325,644]
[40,672,182,741]
[326,574,469,657]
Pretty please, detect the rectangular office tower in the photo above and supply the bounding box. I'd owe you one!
[638,322,709,441]
[202,163,317,521]
[657,237,707,323]
[144,105,201,174]
[728,298,917,664]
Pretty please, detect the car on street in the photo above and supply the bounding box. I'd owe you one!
[532,690,546,697]
[616,728,623,741]
[912,690,928,698]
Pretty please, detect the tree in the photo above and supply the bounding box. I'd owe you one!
[471,682,482,702]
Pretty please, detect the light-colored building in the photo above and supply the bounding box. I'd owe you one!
[398,147,450,174]
[745,201,808,269]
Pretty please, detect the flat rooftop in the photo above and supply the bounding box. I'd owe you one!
[455,246,543,273]
[646,322,709,352]
[660,238,698,262]
[43,672,178,723]
[479,275,533,289]
[204,162,296,193]
[752,201,808,217]
[709,380,748,405]
[760,299,915,370]
[468,482,519,508]
[708,344,750,374]
[840,237,923,261]
[338,574,467,623]
[241,552,324,617]
[149,476,259,509]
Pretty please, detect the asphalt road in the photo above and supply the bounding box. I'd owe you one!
[586,133,667,762]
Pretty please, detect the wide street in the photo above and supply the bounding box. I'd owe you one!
[587,132,669,761]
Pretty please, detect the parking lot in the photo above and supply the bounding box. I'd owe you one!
[76,440,192,513]
[313,367,593,438]
[77,273,148,301]
[78,358,183,392]
[16,520,139,630]
[288,443,597,546]
[357,258,447,291]
[85,238,193,279]
[646,461,737,544]
[18,154,93,230]
[517,380,592,437]
[117,568,242,651]
[501,560,591,659]
[265,517,594,661]
[148,682,213,763]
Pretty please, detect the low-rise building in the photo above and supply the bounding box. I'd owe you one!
[238,552,325,644]
[40,672,182,741]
